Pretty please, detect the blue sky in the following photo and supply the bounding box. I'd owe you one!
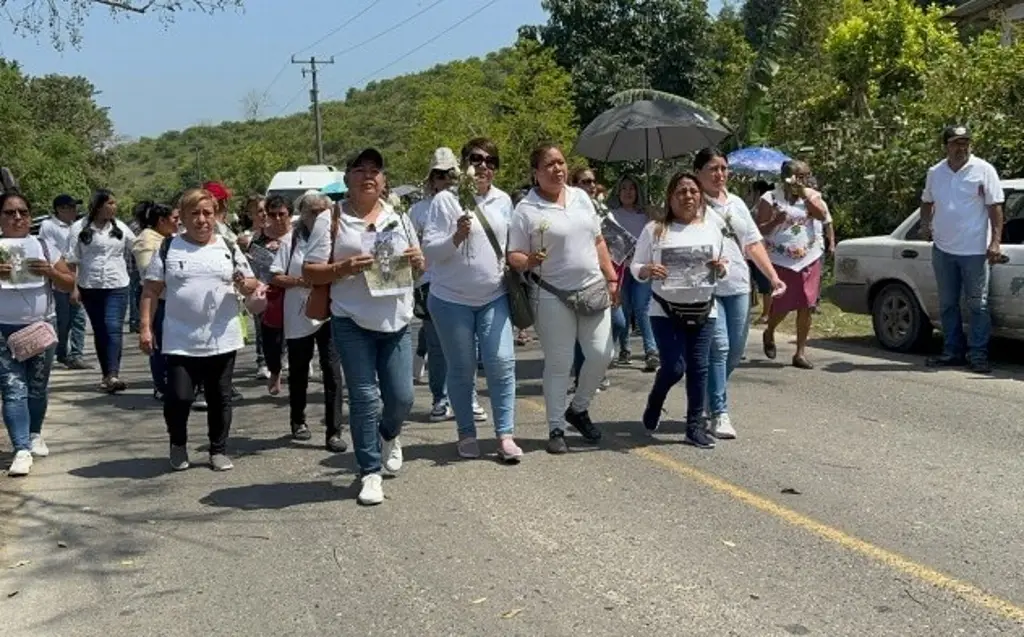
[2,0,725,139]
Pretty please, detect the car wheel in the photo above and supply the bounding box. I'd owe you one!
[871,282,931,352]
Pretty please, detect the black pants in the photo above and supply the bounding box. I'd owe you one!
[165,352,236,454]
[262,325,285,375]
[288,323,341,437]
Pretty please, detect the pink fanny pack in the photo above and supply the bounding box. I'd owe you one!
[7,321,57,362]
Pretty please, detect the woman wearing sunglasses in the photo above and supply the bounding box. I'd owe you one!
[0,192,76,476]
[422,138,522,462]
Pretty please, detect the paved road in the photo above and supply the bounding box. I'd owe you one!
[2,328,1023,636]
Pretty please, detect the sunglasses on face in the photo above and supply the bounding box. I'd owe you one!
[468,153,500,171]
[2,208,30,218]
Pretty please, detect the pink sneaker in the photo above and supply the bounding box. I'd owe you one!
[497,437,523,464]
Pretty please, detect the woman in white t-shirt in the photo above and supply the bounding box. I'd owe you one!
[631,172,728,449]
[695,148,785,440]
[303,148,425,506]
[507,144,619,455]
[0,192,77,477]
[63,190,137,393]
[422,137,522,463]
[139,188,258,473]
[756,160,830,369]
[269,191,346,452]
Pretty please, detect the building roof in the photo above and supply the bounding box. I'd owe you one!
[947,0,1019,20]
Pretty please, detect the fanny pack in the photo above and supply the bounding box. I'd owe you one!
[652,292,714,329]
[530,274,610,316]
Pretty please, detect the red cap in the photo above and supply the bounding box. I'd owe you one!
[202,181,232,201]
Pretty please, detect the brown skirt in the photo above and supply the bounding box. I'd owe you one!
[772,260,822,314]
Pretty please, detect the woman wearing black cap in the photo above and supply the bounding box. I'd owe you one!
[304,148,425,506]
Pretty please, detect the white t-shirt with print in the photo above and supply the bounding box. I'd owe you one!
[922,155,1003,256]
[270,229,327,340]
[0,236,58,325]
[422,187,512,307]
[145,235,253,357]
[65,218,136,289]
[706,193,762,297]
[630,219,724,320]
[760,188,825,272]
[508,186,604,292]
[303,203,418,333]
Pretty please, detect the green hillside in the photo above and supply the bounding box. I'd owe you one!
[109,39,577,206]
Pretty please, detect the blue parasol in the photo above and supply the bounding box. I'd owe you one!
[320,181,348,196]
[727,147,791,176]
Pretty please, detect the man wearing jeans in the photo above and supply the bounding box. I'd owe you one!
[38,194,92,369]
[920,125,1004,374]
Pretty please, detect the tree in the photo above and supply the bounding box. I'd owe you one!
[2,0,244,48]
[527,0,711,128]
[240,89,269,121]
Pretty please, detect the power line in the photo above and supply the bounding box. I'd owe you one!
[293,0,383,58]
[258,1,382,109]
[326,0,501,101]
[275,83,308,117]
[327,0,448,59]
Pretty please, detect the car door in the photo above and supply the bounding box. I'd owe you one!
[894,210,940,321]
[988,190,1024,335]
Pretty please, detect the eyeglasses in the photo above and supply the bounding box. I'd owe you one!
[267,212,289,219]
[1,208,30,218]
[468,153,500,171]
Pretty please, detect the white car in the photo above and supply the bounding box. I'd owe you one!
[829,178,1024,351]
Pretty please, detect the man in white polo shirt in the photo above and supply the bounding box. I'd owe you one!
[920,125,1004,373]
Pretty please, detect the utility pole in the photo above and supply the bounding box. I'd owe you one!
[292,55,335,164]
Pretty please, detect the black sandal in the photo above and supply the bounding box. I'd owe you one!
[763,331,777,360]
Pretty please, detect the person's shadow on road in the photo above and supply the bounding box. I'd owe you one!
[199,480,357,510]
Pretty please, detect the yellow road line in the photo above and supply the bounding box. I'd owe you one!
[516,396,1024,624]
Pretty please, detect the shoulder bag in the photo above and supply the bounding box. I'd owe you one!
[475,208,534,329]
[6,239,57,362]
[305,208,339,321]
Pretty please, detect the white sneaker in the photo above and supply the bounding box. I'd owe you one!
[711,413,737,439]
[256,365,270,380]
[381,436,403,473]
[8,450,32,477]
[472,402,488,422]
[429,401,453,422]
[29,434,49,457]
[358,473,384,505]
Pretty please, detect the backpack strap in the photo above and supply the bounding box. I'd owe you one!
[159,235,174,275]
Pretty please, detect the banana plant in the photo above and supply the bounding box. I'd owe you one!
[737,0,798,146]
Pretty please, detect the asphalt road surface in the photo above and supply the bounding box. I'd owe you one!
[2,329,1023,636]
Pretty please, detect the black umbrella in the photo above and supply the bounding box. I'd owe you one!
[574,91,730,162]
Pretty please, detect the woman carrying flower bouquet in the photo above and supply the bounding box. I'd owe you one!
[508,144,619,454]
[0,192,77,477]
[422,138,522,462]
[756,160,830,369]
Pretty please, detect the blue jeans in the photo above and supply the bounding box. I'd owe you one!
[573,306,626,378]
[331,317,414,476]
[707,294,751,415]
[647,316,714,425]
[53,290,86,362]
[0,323,55,452]
[622,269,656,354]
[79,286,129,378]
[932,247,991,360]
[150,299,168,394]
[421,319,448,406]
[428,294,516,438]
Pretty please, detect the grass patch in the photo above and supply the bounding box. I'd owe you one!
[753,300,874,340]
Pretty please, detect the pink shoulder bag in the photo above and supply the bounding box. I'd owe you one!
[5,240,58,362]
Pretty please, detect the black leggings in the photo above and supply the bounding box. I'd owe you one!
[261,325,285,375]
[288,323,341,437]
[164,352,236,455]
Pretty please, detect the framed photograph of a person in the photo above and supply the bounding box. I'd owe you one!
[245,242,277,284]
[361,230,414,297]
[659,245,716,291]
[601,217,637,265]
[0,238,47,289]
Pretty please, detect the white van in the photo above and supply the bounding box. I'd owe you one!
[265,165,344,206]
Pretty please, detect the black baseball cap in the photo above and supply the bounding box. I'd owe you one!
[345,148,385,172]
[942,125,972,144]
[53,194,82,209]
